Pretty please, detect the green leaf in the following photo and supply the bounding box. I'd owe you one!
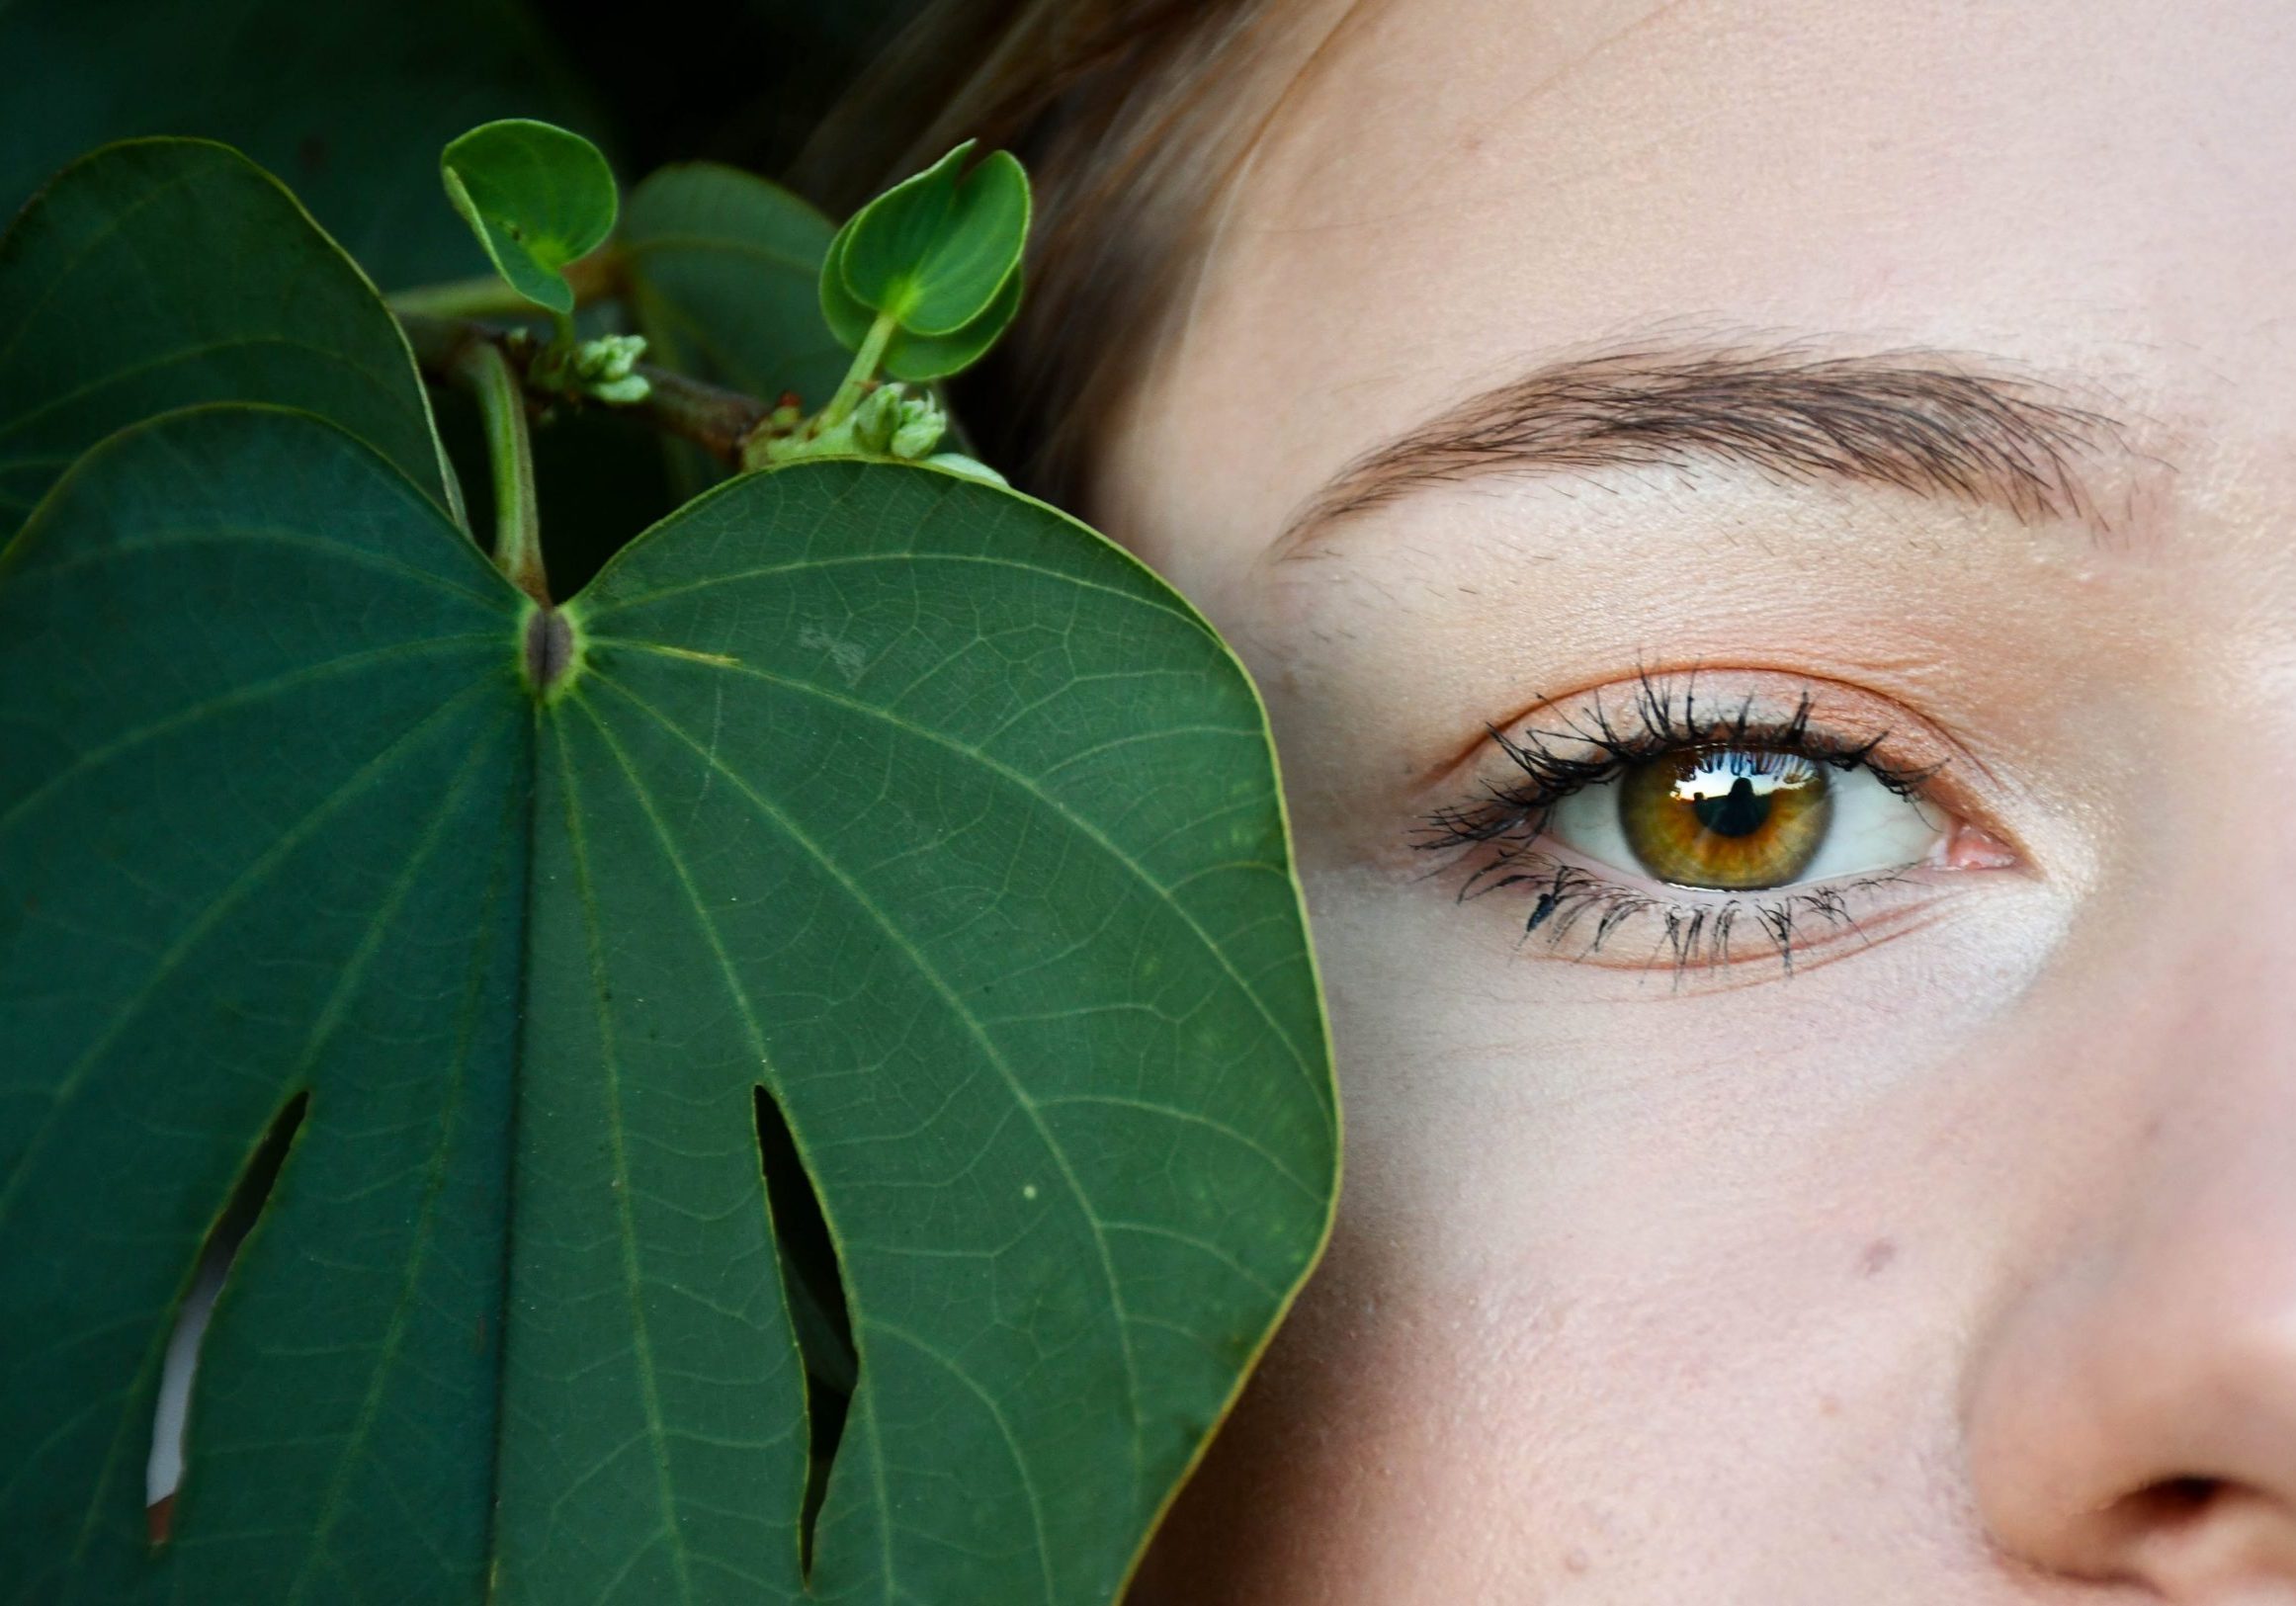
[1,408,1336,1602]
[622,163,848,407]
[881,263,1025,382]
[819,223,1026,384]
[822,141,1030,343]
[620,163,850,499]
[0,407,524,1604]
[0,140,456,525]
[0,0,613,291]
[442,119,619,314]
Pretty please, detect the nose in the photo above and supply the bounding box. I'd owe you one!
[1964,937,2296,1600]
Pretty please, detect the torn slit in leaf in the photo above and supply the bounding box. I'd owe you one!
[145,1091,308,1546]
[753,1084,854,1580]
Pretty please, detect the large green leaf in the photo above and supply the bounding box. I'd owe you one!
[0,0,611,290]
[621,162,849,412]
[620,163,850,504]
[0,140,455,525]
[0,406,1336,1602]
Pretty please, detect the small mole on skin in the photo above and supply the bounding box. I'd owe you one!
[1564,1548,1590,1574]
[1858,1237,1899,1278]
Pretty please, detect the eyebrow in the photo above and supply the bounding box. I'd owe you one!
[1276,342,2133,550]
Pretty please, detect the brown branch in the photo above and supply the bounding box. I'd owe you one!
[396,312,774,465]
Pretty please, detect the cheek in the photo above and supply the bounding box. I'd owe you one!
[1133,1211,1569,1600]
[1168,869,2030,1578]
[1139,1111,1980,1602]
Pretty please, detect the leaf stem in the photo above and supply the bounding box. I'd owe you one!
[385,246,625,320]
[815,312,897,432]
[385,274,538,320]
[454,338,550,605]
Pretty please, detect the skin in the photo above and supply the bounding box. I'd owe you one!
[1090,1,2296,1600]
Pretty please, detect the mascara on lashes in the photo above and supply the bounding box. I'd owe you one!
[1414,673,1954,972]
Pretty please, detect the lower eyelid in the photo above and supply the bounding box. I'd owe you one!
[1453,844,1962,973]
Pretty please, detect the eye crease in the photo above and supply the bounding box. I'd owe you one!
[1416,674,2012,972]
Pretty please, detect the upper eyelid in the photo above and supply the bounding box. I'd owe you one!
[1423,667,1985,812]
[1470,702,1934,818]
[1405,678,2037,900]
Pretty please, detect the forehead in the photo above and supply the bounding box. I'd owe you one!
[1095,0,2296,567]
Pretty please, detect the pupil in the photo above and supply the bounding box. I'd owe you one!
[1691,776,1770,838]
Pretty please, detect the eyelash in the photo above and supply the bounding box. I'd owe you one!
[1415,671,1945,975]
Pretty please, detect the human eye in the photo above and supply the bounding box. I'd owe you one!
[1416,671,2018,973]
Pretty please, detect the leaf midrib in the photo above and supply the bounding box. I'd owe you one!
[545,715,699,1603]
[277,732,523,1605]
[567,695,827,1597]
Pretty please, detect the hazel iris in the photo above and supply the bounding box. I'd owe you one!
[1615,746,1832,889]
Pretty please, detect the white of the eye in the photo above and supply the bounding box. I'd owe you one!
[1545,761,1945,888]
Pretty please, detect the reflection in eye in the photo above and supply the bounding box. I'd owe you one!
[1549,744,1945,891]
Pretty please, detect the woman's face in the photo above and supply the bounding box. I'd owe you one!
[1094,1,2296,1599]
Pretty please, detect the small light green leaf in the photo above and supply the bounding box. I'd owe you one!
[879,263,1024,382]
[817,218,875,355]
[822,141,1029,342]
[441,119,619,314]
[821,220,1025,384]
[0,139,455,525]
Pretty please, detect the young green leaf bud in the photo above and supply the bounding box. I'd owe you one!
[889,392,948,460]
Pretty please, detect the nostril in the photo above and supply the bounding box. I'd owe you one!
[2100,1475,2296,1595]
[2130,1476,2223,1526]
